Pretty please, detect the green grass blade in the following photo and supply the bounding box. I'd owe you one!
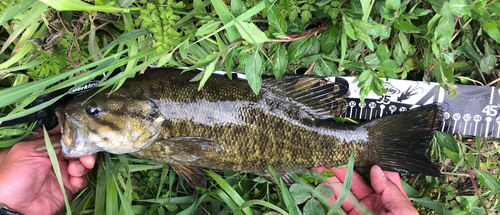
[0,57,115,123]
[111,170,134,215]
[0,51,124,108]
[106,164,119,215]
[193,1,265,46]
[211,0,241,43]
[119,164,164,172]
[0,93,65,122]
[205,169,253,215]
[43,126,72,215]
[95,155,106,214]
[267,164,302,215]
[0,123,35,148]
[0,0,36,26]
[402,180,453,215]
[177,193,209,215]
[0,42,33,70]
[137,196,195,204]
[0,59,45,73]
[238,200,289,214]
[211,189,245,215]
[156,165,169,201]
[0,1,46,55]
[101,29,149,57]
[329,152,355,211]
[39,0,140,12]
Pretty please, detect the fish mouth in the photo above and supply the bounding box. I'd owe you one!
[55,105,102,157]
[55,105,74,147]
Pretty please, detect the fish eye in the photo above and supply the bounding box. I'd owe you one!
[85,103,101,116]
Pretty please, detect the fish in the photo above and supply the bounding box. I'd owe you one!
[56,68,442,188]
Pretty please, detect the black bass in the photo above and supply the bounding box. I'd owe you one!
[56,68,442,187]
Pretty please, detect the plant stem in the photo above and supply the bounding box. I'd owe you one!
[270,24,328,42]
[467,166,490,214]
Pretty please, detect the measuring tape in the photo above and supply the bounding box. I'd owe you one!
[329,76,498,138]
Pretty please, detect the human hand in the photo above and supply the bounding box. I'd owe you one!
[0,126,96,215]
[310,165,418,215]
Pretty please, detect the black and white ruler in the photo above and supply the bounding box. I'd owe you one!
[329,76,499,138]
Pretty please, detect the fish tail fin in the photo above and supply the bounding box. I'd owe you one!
[366,104,442,177]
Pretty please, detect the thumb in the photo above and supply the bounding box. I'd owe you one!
[370,165,418,215]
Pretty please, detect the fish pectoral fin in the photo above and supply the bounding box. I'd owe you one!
[157,136,217,162]
[171,164,207,188]
[263,76,350,119]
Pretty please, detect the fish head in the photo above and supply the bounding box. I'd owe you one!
[56,90,165,158]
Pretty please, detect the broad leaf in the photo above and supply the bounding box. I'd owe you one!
[320,26,339,55]
[267,5,287,34]
[449,0,472,17]
[289,183,311,204]
[245,52,263,94]
[476,170,500,196]
[271,45,288,79]
[195,21,222,36]
[234,21,269,45]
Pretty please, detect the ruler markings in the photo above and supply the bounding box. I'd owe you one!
[480,124,484,137]
[497,122,500,138]
[453,120,458,134]
[485,117,492,137]
[490,87,495,104]
[474,121,478,136]
[491,124,495,137]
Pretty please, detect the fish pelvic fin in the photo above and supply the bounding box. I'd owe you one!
[362,104,443,177]
[171,164,207,188]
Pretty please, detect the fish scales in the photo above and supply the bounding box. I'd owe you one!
[57,68,442,186]
[116,70,372,174]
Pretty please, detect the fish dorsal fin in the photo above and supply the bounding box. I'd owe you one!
[171,164,207,188]
[262,76,350,119]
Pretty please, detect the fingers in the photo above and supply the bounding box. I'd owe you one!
[331,167,374,200]
[79,154,97,169]
[67,158,93,191]
[70,176,88,190]
[382,170,409,199]
[310,167,370,213]
[370,166,418,215]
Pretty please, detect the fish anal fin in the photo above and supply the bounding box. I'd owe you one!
[171,164,207,188]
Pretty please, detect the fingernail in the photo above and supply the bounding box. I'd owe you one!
[376,165,386,178]
[78,177,85,186]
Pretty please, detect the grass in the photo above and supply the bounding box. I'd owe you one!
[1,0,500,214]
